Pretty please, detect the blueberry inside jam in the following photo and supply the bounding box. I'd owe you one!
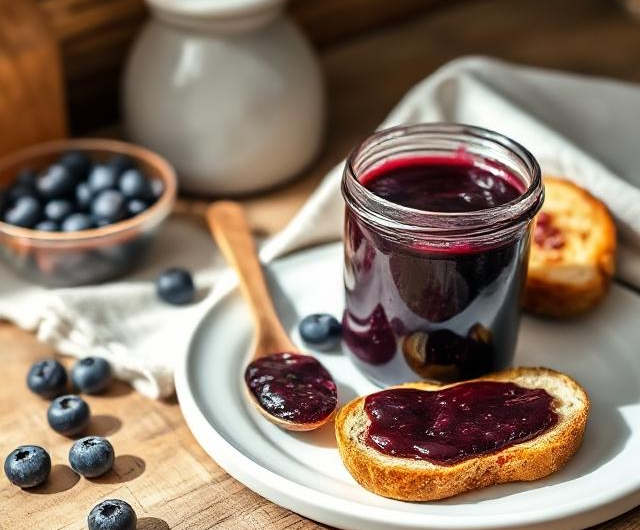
[364,381,557,464]
[343,155,531,386]
[244,353,337,424]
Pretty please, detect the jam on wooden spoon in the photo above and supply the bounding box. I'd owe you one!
[207,201,338,431]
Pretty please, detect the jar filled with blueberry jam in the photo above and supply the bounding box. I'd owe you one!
[341,124,544,387]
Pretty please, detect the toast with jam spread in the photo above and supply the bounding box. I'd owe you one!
[335,367,589,501]
[525,177,616,317]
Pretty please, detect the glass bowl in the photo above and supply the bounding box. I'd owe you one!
[0,139,177,287]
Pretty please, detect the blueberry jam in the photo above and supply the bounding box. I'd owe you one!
[343,156,532,385]
[363,157,523,213]
[244,353,337,424]
[364,381,557,464]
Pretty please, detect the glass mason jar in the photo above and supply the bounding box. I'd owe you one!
[341,123,543,387]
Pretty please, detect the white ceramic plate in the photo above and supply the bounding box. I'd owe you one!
[175,243,640,530]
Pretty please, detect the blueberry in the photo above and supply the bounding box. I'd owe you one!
[4,445,51,488]
[91,190,127,224]
[118,169,152,201]
[106,154,136,177]
[44,199,74,222]
[71,357,111,394]
[27,359,68,398]
[15,169,38,189]
[69,436,114,478]
[7,184,39,204]
[37,164,76,198]
[126,199,148,217]
[76,182,93,211]
[156,268,196,305]
[299,314,342,351]
[35,220,60,232]
[4,196,41,228]
[88,165,118,194]
[88,499,137,530]
[150,179,164,199]
[60,151,92,180]
[47,394,90,436]
[62,213,94,232]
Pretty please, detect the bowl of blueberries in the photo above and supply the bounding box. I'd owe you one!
[0,138,177,286]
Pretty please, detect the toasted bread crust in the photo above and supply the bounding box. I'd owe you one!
[524,177,616,317]
[335,367,589,501]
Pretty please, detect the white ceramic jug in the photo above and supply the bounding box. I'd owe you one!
[124,0,326,195]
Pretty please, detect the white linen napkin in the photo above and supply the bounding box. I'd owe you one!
[2,56,640,398]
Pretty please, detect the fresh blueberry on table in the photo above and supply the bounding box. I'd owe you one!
[126,199,148,217]
[299,314,343,351]
[119,169,152,201]
[35,220,60,232]
[4,445,51,488]
[156,268,196,305]
[4,196,41,228]
[27,359,68,399]
[37,164,76,199]
[44,199,74,222]
[88,165,118,195]
[72,357,112,394]
[62,212,94,232]
[60,151,92,180]
[88,499,137,530]
[47,394,91,436]
[107,154,136,177]
[76,182,93,211]
[91,189,127,224]
[69,436,114,478]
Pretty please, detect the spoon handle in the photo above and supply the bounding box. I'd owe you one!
[207,201,297,357]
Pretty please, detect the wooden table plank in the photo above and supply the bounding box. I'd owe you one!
[2,0,640,528]
[0,325,331,530]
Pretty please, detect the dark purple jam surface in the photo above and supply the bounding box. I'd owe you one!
[364,382,558,464]
[343,156,532,386]
[362,156,523,212]
[244,353,337,424]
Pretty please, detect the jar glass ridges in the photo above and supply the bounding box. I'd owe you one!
[341,123,543,386]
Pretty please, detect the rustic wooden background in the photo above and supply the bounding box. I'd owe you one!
[39,0,447,131]
[2,1,640,529]
[0,0,66,155]
[38,0,640,132]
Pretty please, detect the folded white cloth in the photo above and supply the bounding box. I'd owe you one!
[2,56,640,398]
[0,218,226,398]
[265,56,640,286]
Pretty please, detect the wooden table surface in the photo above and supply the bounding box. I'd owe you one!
[2,0,640,528]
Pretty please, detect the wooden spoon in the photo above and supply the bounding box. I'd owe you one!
[207,201,338,431]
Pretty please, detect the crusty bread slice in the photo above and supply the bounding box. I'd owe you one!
[335,367,589,501]
[525,177,616,317]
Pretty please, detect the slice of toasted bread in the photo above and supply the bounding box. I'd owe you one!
[335,367,589,501]
[524,177,616,317]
